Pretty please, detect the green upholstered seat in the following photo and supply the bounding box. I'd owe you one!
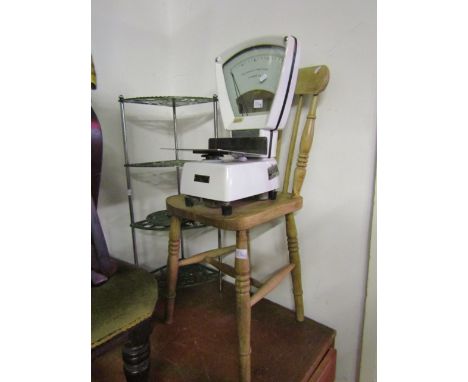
[92,261,158,349]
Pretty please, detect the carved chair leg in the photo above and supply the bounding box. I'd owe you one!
[285,213,304,322]
[235,230,252,382]
[122,319,152,382]
[246,229,252,294]
[166,216,181,324]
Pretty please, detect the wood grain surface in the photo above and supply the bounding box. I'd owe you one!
[166,192,302,231]
[92,281,336,382]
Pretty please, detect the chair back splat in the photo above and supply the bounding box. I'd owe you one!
[282,65,330,196]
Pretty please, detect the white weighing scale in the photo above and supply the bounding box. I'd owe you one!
[180,35,300,214]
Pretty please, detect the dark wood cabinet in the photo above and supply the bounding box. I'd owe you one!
[92,281,336,381]
[308,348,337,382]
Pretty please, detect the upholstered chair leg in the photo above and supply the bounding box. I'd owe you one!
[235,230,252,382]
[122,320,152,382]
[285,213,304,322]
[166,216,181,324]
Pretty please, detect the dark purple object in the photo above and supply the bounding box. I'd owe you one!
[91,106,117,283]
[91,270,108,286]
[91,107,102,207]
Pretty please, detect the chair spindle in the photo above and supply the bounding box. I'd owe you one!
[292,95,318,197]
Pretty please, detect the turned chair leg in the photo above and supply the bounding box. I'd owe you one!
[122,320,152,382]
[235,230,252,382]
[166,216,181,324]
[286,213,304,322]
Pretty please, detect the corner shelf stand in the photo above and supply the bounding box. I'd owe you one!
[118,95,222,289]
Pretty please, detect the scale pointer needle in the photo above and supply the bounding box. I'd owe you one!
[231,71,248,116]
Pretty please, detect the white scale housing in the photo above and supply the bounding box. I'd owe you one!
[181,36,300,203]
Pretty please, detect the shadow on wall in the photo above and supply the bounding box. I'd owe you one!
[125,112,214,136]
[97,106,216,208]
[130,170,179,190]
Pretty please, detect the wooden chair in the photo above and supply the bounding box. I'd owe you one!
[165,65,330,382]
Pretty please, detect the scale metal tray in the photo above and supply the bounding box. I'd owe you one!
[125,159,192,168]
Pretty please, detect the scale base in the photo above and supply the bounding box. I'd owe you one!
[184,189,277,215]
[181,158,279,203]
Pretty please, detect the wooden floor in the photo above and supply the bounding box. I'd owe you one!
[92,281,336,382]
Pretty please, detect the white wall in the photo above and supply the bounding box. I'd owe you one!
[92,1,376,381]
[359,188,377,382]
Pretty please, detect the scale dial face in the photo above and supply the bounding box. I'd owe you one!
[222,45,285,117]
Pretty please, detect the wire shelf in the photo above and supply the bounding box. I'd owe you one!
[152,263,219,290]
[131,210,206,231]
[120,96,215,107]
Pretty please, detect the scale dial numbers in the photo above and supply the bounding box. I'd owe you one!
[222,45,285,117]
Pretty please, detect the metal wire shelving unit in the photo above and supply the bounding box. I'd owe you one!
[118,95,221,288]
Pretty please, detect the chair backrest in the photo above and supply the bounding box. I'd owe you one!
[279,65,330,197]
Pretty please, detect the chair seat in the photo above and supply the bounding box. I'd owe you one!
[91,261,158,349]
[166,192,303,231]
